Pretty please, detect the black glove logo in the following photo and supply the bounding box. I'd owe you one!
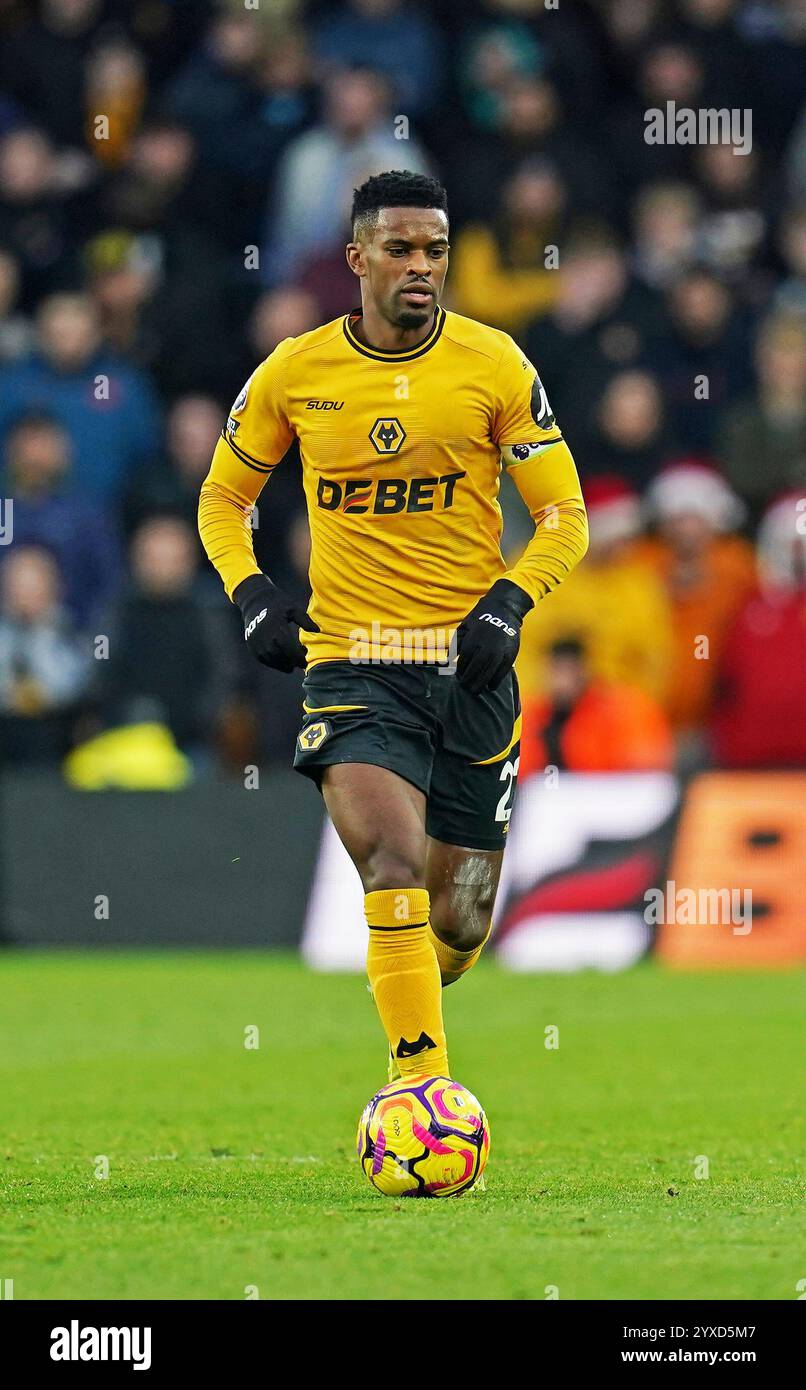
[480,612,516,638]
[244,607,267,641]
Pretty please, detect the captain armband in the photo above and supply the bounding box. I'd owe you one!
[500,438,564,468]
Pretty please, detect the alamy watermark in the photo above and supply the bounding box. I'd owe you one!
[645,102,752,155]
[644,880,752,935]
[349,623,458,669]
[50,1322,151,1370]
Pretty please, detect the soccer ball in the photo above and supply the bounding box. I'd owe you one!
[356,1076,490,1197]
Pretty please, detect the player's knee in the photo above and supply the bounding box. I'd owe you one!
[430,885,493,952]
[362,846,425,895]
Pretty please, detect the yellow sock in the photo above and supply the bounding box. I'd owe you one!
[365,888,449,1080]
[429,923,493,986]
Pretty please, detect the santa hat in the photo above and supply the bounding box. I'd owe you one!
[583,474,641,546]
[756,492,806,591]
[645,460,745,532]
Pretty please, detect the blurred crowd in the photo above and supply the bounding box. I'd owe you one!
[0,0,804,781]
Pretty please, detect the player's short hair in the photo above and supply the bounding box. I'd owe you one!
[351,171,449,239]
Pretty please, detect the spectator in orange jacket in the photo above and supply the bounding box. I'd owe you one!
[520,637,674,778]
[636,461,756,735]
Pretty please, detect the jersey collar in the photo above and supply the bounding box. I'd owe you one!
[343,305,445,362]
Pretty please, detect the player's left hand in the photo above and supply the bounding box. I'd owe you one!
[455,578,533,695]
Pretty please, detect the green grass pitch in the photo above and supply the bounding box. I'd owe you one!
[0,951,802,1301]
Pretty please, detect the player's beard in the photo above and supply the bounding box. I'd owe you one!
[389,290,436,331]
[395,307,432,329]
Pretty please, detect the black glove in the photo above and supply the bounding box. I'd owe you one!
[455,578,533,695]
[233,573,319,672]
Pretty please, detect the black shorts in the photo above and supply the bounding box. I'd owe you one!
[293,661,521,851]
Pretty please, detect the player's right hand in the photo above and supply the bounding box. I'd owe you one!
[233,573,318,672]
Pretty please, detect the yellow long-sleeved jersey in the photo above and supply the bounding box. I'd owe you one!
[198,306,588,666]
